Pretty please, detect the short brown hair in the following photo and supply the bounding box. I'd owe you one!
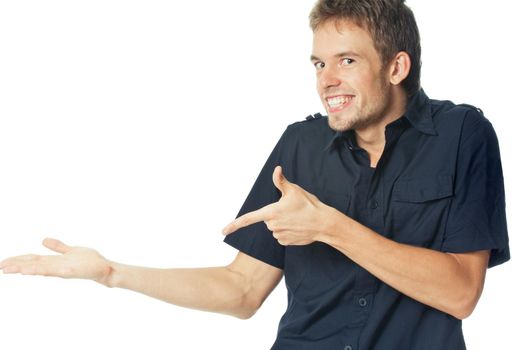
[310,0,421,96]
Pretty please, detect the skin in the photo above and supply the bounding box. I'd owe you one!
[0,19,489,321]
[0,238,282,319]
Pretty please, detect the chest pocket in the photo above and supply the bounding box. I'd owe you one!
[390,175,453,246]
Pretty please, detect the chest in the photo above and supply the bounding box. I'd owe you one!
[290,127,459,246]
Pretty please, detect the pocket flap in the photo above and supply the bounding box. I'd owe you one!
[393,175,453,203]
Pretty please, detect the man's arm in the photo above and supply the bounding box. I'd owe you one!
[320,212,489,320]
[0,238,283,319]
[223,166,490,320]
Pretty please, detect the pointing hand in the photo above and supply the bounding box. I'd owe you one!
[222,166,335,246]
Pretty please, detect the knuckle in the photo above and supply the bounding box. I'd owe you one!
[277,239,289,246]
[308,192,319,201]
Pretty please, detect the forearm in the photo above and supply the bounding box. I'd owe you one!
[105,263,255,319]
[320,209,487,319]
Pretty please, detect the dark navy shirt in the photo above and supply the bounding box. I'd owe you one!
[224,89,510,350]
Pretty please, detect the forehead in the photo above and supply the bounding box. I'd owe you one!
[312,19,378,59]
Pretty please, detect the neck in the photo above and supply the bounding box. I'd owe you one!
[355,88,408,167]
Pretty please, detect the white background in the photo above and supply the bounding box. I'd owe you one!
[0,1,525,349]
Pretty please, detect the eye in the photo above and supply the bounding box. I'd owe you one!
[313,61,325,70]
[341,58,355,65]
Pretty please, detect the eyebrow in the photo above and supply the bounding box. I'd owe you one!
[310,50,361,62]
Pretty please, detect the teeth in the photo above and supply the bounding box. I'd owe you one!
[327,96,350,107]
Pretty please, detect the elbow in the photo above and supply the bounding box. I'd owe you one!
[444,250,489,320]
[450,304,475,320]
[234,308,257,320]
[447,287,482,320]
[232,296,262,320]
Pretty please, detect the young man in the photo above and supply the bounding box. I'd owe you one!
[0,1,509,349]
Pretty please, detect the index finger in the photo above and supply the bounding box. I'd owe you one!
[222,204,273,236]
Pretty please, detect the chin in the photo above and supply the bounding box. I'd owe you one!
[327,114,355,132]
[329,111,386,132]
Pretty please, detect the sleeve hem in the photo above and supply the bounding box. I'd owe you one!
[224,236,284,270]
[441,238,510,268]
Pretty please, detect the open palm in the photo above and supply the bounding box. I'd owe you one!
[0,238,112,285]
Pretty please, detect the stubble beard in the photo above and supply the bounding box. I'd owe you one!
[328,106,386,132]
[327,80,391,132]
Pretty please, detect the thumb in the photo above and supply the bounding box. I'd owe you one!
[272,166,293,195]
[42,238,72,254]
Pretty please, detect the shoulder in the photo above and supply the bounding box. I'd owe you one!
[430,98,493,140]
[431,98,488,123]
[281,113,334,144]
[287,112,328,130]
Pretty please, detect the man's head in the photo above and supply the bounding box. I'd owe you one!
[309,0,421,131]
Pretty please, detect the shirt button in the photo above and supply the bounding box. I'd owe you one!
[344,346,353,350]
[370,200,378,209]
[358,297,368,307]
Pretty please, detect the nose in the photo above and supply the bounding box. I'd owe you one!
[319,65,341,89]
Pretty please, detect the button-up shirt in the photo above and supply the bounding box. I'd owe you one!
[224,89,510,350]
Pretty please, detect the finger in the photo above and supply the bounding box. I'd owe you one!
[1,255,66,277]
[2,265,21,274]
[273,233,288,247]
[222,205,273,235]
[11,263,46,276]
[0,256,39,274]
[18,261,60,276]
[272,166,293,195]
[0,254,39,269]
[42,238,71,254]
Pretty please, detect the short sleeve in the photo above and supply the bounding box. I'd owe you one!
[442,109,510,267]
[223,129,289,269]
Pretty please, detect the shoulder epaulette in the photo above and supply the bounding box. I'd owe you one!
[458,103,484,115]
[305,113,323,121]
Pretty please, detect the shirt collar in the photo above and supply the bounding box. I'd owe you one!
[324,88,436,151]
[404,88,437,136]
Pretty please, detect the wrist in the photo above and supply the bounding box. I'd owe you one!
[316,204,345,245]
[98,261,119,288]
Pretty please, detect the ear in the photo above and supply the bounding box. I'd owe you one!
[388,51,411,86]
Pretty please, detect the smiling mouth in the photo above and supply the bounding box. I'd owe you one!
[326,95,354,112]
